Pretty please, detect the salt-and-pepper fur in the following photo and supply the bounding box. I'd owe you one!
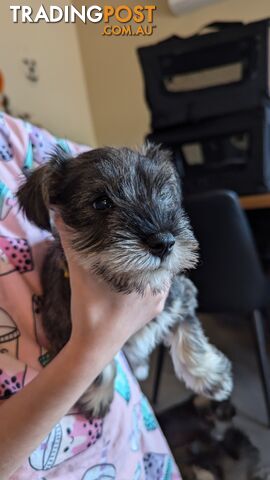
[17,144,232,418]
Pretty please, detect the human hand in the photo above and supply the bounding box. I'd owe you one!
[53,212,170,357]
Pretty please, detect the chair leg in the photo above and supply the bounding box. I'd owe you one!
[251,309,270,427]
[152,344,165,405]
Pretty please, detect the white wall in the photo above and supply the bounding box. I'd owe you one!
[0,1,96,146]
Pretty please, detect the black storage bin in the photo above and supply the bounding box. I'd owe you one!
[138,19,270,130]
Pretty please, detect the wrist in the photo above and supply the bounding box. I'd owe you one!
[66,331,118,370]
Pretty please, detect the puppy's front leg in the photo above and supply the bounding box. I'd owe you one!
[123,275,195,380]
[167,315,233,401]
[166,276,233,401]
[123,300,178,381]
[125,275,232,402]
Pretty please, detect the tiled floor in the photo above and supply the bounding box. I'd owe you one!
[140,313,270,468]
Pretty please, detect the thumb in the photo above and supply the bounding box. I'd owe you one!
[53,210,103,290]
[52,210,74,262]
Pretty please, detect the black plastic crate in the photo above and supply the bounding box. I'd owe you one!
[138,19,270,130]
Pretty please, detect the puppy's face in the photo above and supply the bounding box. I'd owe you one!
[17,144,198,293]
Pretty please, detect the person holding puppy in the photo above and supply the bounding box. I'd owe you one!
[0,113,181,479]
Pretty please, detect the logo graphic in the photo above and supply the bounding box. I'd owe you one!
[10,5,157,36]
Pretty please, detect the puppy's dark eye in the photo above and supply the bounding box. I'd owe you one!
[92,196,113,210]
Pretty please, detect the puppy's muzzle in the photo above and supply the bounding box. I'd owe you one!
[146,232,175,260]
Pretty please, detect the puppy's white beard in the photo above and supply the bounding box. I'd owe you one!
[162,236,198,272]
[70,223,198,294]
[72,248,173,293]
[72,237,197,293]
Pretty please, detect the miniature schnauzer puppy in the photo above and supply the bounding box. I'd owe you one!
[17,143,232,418]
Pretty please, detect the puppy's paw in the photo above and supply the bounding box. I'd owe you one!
[170,327,233,401]
[77,362,116,418]
[196,348,233,401]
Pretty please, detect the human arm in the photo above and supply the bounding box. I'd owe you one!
[0,216,168,478]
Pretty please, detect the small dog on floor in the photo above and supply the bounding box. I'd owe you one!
[17,143,232,417]
[159,395,270,480]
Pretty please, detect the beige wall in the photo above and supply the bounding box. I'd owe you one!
[2,1,270,148]
[75,0,270,147]
[1,1,96,146]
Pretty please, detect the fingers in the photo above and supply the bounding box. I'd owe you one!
[52,211,76,266]
[53,211,67,240]
[52,212,104,289]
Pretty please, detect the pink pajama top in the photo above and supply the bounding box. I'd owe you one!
[0,113,181,480]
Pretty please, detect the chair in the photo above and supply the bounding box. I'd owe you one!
[152,190,270,426]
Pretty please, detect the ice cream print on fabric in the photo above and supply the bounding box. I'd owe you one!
[0,235,33,274]
[22,127,51,173]
[23,121,72,174]
[114,358,131,403]
[0,113,13,161]
[143,452,173,480]
[0,181,17,221]
[140,395,158,431]
[0,364,27,399]
[26,122,53,167]
[129,403,141,452]
[0,308,20,357]
[29,414,103,470]
[0,246,16,276]
[133,462,142,480]
[81,464,116,480]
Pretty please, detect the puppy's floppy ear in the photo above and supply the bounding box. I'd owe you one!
[140,141,173,164]
[17,147,70,231]
[17,164,51,231]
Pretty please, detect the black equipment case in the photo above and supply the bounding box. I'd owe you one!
[138,19,270,131]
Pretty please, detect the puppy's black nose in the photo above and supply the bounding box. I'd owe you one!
[147,233,175,259]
